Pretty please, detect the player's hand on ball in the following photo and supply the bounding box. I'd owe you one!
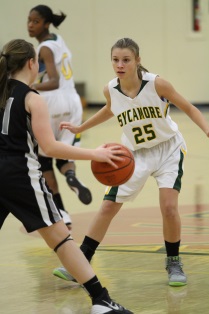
[92,143,135,186]
[94,144,123,168]
[59,121,80,134]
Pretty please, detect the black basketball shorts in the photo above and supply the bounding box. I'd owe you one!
[0,154,62,232]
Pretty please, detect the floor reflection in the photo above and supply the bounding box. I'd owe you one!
[166,286,188,313]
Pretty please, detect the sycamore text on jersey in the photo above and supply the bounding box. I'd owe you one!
[117,105,163,127]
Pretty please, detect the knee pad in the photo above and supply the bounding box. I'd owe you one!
[54,234,73,253]
[38,156,53,172]
[56,159,74,172]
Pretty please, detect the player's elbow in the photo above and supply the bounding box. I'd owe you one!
[39,144,55,157]
[48,77,59,90]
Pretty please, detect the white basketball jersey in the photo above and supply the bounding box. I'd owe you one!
[108,72,178,151]
[36,34,76,93]
[34,35,83,155]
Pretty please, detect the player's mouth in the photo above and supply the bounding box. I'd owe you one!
[117,71,126,77]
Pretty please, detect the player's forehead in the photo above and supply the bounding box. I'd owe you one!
[28,10,44,21]
[111,48,135,59]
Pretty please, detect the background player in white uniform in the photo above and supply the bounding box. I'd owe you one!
[27,5,92,229]
[0,38,133,314]
[54,37,209,286]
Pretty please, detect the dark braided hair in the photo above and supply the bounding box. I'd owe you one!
[111,38,149,80]
[30,5,66,28]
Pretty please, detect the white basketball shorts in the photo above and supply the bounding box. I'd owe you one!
[104,131,187,203]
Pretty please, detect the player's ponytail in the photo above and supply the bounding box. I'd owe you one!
[51,12,66,28]
[137,64,149,80]
[0,53,9,110]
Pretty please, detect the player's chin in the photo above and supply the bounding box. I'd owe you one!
[28,31,35,37]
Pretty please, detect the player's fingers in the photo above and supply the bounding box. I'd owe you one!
[109,145,122,151]
[109,148,124,157]
[110,154,123,161]
[99,144,121,150]
[59,122,67,130]
[106,159,118,168]
[60,121,71,127]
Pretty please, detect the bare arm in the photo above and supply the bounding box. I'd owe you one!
[155,77,209,137]
[31,46,59,91]
[25,92,122,167]
[60,85,114,133]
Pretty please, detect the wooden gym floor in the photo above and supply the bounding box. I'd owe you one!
[0,107,209,314]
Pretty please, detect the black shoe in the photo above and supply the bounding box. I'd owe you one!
[66,173,92,205]
[91,288,134,314]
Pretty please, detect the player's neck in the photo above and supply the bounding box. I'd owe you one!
[119,77,142,99]
[36,31,51,43]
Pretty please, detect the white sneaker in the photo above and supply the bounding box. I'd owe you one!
[91,288,134,314]
[165,256,187,286]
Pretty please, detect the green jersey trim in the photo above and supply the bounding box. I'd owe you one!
[114,79,148,97]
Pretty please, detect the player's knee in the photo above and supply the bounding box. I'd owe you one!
[56,159,70,172]
[54,234,73,253]
[162,204,178,219]
[100,201,120,218]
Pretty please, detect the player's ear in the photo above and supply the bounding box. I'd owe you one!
[44,21,50,30]
[28,58,34,69]
[136,56,141,65]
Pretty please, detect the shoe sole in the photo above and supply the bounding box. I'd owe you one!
[91,304,133,314]
[67,176,92,205]
[169,281,187,287]
[53,269,75,281]
[70,185,92,205]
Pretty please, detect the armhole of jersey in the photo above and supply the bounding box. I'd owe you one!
[153,75,168,103]
[24,89,38,115]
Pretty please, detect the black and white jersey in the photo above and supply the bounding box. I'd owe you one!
[0,79,38,158]
[0,79,62,232]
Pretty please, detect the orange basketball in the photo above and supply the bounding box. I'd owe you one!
[91,143,135,186]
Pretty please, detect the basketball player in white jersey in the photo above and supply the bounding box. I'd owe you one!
[27,5,92,229]
[54,38,209,287]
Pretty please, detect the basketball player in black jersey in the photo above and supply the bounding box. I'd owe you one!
[0,38,133,314]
